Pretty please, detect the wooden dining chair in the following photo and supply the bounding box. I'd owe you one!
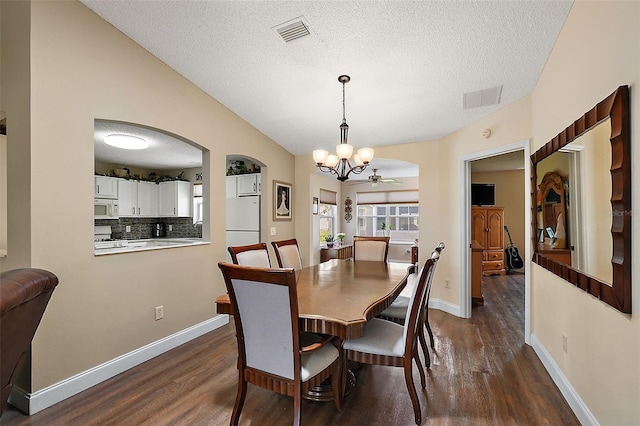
[218,262,342,426]
[228,242,271,267]
[378,242,445,369]
[343,250,440,425]
[353,236,390,262]
[271,238,303,271]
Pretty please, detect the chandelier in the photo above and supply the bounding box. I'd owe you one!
[312,75,374,181]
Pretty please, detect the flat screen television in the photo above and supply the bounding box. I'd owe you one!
[471,183,495,206]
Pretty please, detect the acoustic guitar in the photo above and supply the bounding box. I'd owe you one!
[504,225,524,270]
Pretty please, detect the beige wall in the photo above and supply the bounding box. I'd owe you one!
[1,0,295,391]
[531,1,639,424]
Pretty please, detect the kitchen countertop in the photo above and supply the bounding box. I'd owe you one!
[94,238,206,255]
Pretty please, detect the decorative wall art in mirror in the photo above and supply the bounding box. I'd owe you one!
[531,85,631,313]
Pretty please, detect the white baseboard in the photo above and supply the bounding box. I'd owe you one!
[9,314,229,415]
[429,298,461,317]
[530,334,597,426]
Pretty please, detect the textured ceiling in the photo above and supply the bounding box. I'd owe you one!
[84,0,572,171]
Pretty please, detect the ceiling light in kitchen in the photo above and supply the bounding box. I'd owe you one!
[104,134,148,150]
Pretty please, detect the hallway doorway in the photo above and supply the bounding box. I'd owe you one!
[460,140,532,345]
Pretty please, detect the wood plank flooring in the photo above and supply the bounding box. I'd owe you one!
[1,272,579,425]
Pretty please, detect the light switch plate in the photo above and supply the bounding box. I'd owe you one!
[271,227,276,236]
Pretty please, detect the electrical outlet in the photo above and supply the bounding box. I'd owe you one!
[445,279,450,288]
[271,227,276,236]
[168,225,173,231]
[125,225,131,233]
[155,305,164,321]
[562,334,568,353]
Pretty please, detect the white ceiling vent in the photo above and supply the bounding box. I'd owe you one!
[275,18,311,43]
[463,85,503,110]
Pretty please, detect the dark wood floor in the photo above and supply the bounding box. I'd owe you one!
[2,272,579,425]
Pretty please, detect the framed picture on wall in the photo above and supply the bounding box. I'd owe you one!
[312,197,319,215]
[274,180,292,221]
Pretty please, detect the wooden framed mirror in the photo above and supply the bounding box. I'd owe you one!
[531,85,631,313]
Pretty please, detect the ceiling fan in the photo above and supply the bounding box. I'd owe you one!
[362,169,402,187]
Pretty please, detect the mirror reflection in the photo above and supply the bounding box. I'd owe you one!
[535,119,613,285]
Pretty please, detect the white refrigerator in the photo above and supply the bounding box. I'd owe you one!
[226,195,260,262]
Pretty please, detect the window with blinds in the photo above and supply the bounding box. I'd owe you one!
[319,189,337,243]
[356,190,419,242]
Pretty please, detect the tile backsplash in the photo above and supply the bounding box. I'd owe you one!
[95,217,202,240]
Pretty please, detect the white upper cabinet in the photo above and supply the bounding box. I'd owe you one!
[118,180,159,217]
[236,174,261,196]
[159,181,191,217]
[226,176,237,198]
[118,179,137,217]
[95,176,119,199]
[137,181,159,217]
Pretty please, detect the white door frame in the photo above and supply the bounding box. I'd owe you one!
[459,139,532,345]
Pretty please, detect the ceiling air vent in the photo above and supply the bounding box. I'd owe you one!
[275,19,311,43]
[463,85,503,110]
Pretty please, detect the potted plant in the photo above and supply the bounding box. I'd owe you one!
[325,235,334,248]
[336,233,346,246]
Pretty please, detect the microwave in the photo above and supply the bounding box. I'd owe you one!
[94,199,119,219]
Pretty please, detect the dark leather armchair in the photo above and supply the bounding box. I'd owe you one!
[1,268,59,415]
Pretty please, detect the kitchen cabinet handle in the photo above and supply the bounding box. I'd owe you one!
[138,207,140,215]
[97,185,100,194]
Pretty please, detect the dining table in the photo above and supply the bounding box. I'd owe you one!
[215,258,415,401]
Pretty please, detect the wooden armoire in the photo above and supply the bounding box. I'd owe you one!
[471,207,506,276]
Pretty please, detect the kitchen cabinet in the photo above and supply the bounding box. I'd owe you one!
[237,174,261,196]
[226,176,237,198]
[95,176,118,199]
[159,181,191,217]
[226,173,261,197]
[118,180,159,217]
[471,206,505,276]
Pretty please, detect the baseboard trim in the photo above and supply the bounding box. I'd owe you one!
[10,314,229,415]
[530,334,598,426]
[429,298,461,317]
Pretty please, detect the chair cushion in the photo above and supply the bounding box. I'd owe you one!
[300,343,339,382]
[236,250,270,267]
[354,241,387,261]
[343,318,405,357]
[278,245,303,270]
[380,295,409,320]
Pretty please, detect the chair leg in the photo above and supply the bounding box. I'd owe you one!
[293,388,302,426]
[331,362,342,412]
[403,360,422,425]
[230,377,247,426]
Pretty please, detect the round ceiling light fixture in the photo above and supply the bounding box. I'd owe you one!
[104,134,148,150]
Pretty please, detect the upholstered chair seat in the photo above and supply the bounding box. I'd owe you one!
[379,242,445,370]
[343,249,440,425]
[218,262,341,426]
